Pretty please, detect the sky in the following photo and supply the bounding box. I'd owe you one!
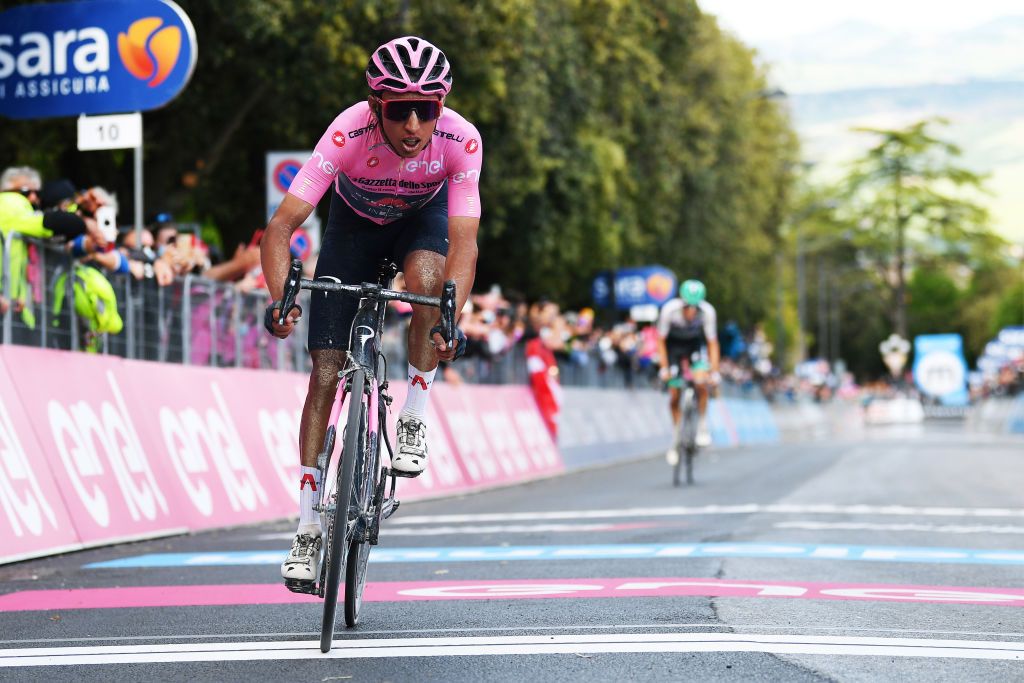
[698,0,1024,42]
[698,0,1024,242]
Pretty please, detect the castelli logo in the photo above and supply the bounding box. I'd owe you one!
[331,131,346,147]
[367,156,380,168]
[465,138,479,154]
[117,17,182,88]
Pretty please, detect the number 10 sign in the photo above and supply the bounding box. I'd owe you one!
[77,112,142,151]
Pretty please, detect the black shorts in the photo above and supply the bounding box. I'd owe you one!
[309,189,449,351]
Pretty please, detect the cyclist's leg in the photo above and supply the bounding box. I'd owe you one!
[283,202,390,582]
[690,355,712,446]
[390,193,449,476]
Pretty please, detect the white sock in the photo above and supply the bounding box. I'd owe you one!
[297,466,321,535]
[401,364,436,418]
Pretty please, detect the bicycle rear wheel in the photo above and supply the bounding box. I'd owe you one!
[320,369,366,653]
[345,403,379,627]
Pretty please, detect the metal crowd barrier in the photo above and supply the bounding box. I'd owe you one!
[0,232,676,388]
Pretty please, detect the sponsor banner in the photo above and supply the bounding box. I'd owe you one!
[557,388,780,469]
[381,382,473,500]
[0,0,198,119]
[116,360,295,526]
[913,333,969,407]
[0,347,565,563]
[434,384,562,488]
[0,347,183,546]
[592,266,677,309]
[0,353,81,563]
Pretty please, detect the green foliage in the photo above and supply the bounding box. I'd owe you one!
[0,0,796,334]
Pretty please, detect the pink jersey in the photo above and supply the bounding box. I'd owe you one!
[287,101,482,224]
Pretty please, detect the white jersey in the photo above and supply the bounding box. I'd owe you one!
[657,299,717,343]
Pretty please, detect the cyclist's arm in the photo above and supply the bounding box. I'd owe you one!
[444,215,479,321]
[708,337,721,375]
[261,194,314,301]
[657,336,669,371]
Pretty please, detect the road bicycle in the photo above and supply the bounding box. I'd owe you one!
[277,257,457,653]
[667,364,699,487]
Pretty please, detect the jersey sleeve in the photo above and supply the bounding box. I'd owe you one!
[701,302,718,341]
[287,108,361,207]
[446,123,483,218]
[657,300,676,338]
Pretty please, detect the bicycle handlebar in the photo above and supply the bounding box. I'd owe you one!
[279,258,459,342]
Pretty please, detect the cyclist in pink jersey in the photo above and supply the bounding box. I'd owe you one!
[260,36,482,586]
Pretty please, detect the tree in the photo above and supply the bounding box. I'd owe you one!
[842,119,990,339]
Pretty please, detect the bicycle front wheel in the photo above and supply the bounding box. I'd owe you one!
[345,401,379,627]
[320,369,366,653]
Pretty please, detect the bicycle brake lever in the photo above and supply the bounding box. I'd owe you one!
[440,279,456,343]
[279,258,303,325]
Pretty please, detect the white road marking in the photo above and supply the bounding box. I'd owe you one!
[254,522,656,541]
[391,504,1024,525]
[1,633,1022,666]
[3,624,1024,646]
[776,521,1024,535]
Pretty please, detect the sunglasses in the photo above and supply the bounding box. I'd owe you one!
[378,98,442,122]
[16,187,39,197]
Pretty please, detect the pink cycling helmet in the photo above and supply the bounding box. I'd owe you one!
[365,36,452,96]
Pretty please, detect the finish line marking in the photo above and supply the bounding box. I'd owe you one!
[1,633,1022,666]
[4,577,1024,613]
[85,542,1024,569]
[390,504,1024,525]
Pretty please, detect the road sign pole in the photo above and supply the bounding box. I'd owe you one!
[134,126,143,247]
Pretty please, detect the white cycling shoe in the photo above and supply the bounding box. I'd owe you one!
[280,531,322,582]
[392,415,428,477]
[696,418,712,447]
[665,447,680,466]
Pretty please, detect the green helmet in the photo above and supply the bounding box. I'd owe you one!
[679,279,706,306]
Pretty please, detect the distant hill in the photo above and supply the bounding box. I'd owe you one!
[759,17,1024,93]
[752,17,1024,242]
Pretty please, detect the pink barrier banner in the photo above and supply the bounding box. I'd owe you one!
[0,346,565,564]
[382,382,474,501]
[1,347,185,547]
[0,353,81,563]
[435,384,563,489]
[117,361,299,527]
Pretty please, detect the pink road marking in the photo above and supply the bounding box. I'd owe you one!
[3,578,1024,613]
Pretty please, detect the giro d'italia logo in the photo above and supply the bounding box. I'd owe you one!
[118,17,182,88]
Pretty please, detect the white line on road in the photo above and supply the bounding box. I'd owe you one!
[254,522,662,540]
[1,633,1021,666]
[776,521,1024,535]
[390,504,1024,525]
[3,624,1024,646]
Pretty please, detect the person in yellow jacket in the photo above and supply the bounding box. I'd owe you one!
[0,168,94,326]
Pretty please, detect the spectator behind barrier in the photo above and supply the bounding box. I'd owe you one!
[0,167,97,326]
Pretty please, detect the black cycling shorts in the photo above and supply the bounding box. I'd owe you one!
[309,188,449,351]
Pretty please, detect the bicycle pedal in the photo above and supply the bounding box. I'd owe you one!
[390,468,420,479]
[284,579,317,595]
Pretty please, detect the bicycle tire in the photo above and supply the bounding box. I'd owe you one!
[682,389,697,486]
[320,369,366,653]
[345,404,379,627]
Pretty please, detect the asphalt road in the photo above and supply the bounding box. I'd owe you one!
[2,421,1023,681]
